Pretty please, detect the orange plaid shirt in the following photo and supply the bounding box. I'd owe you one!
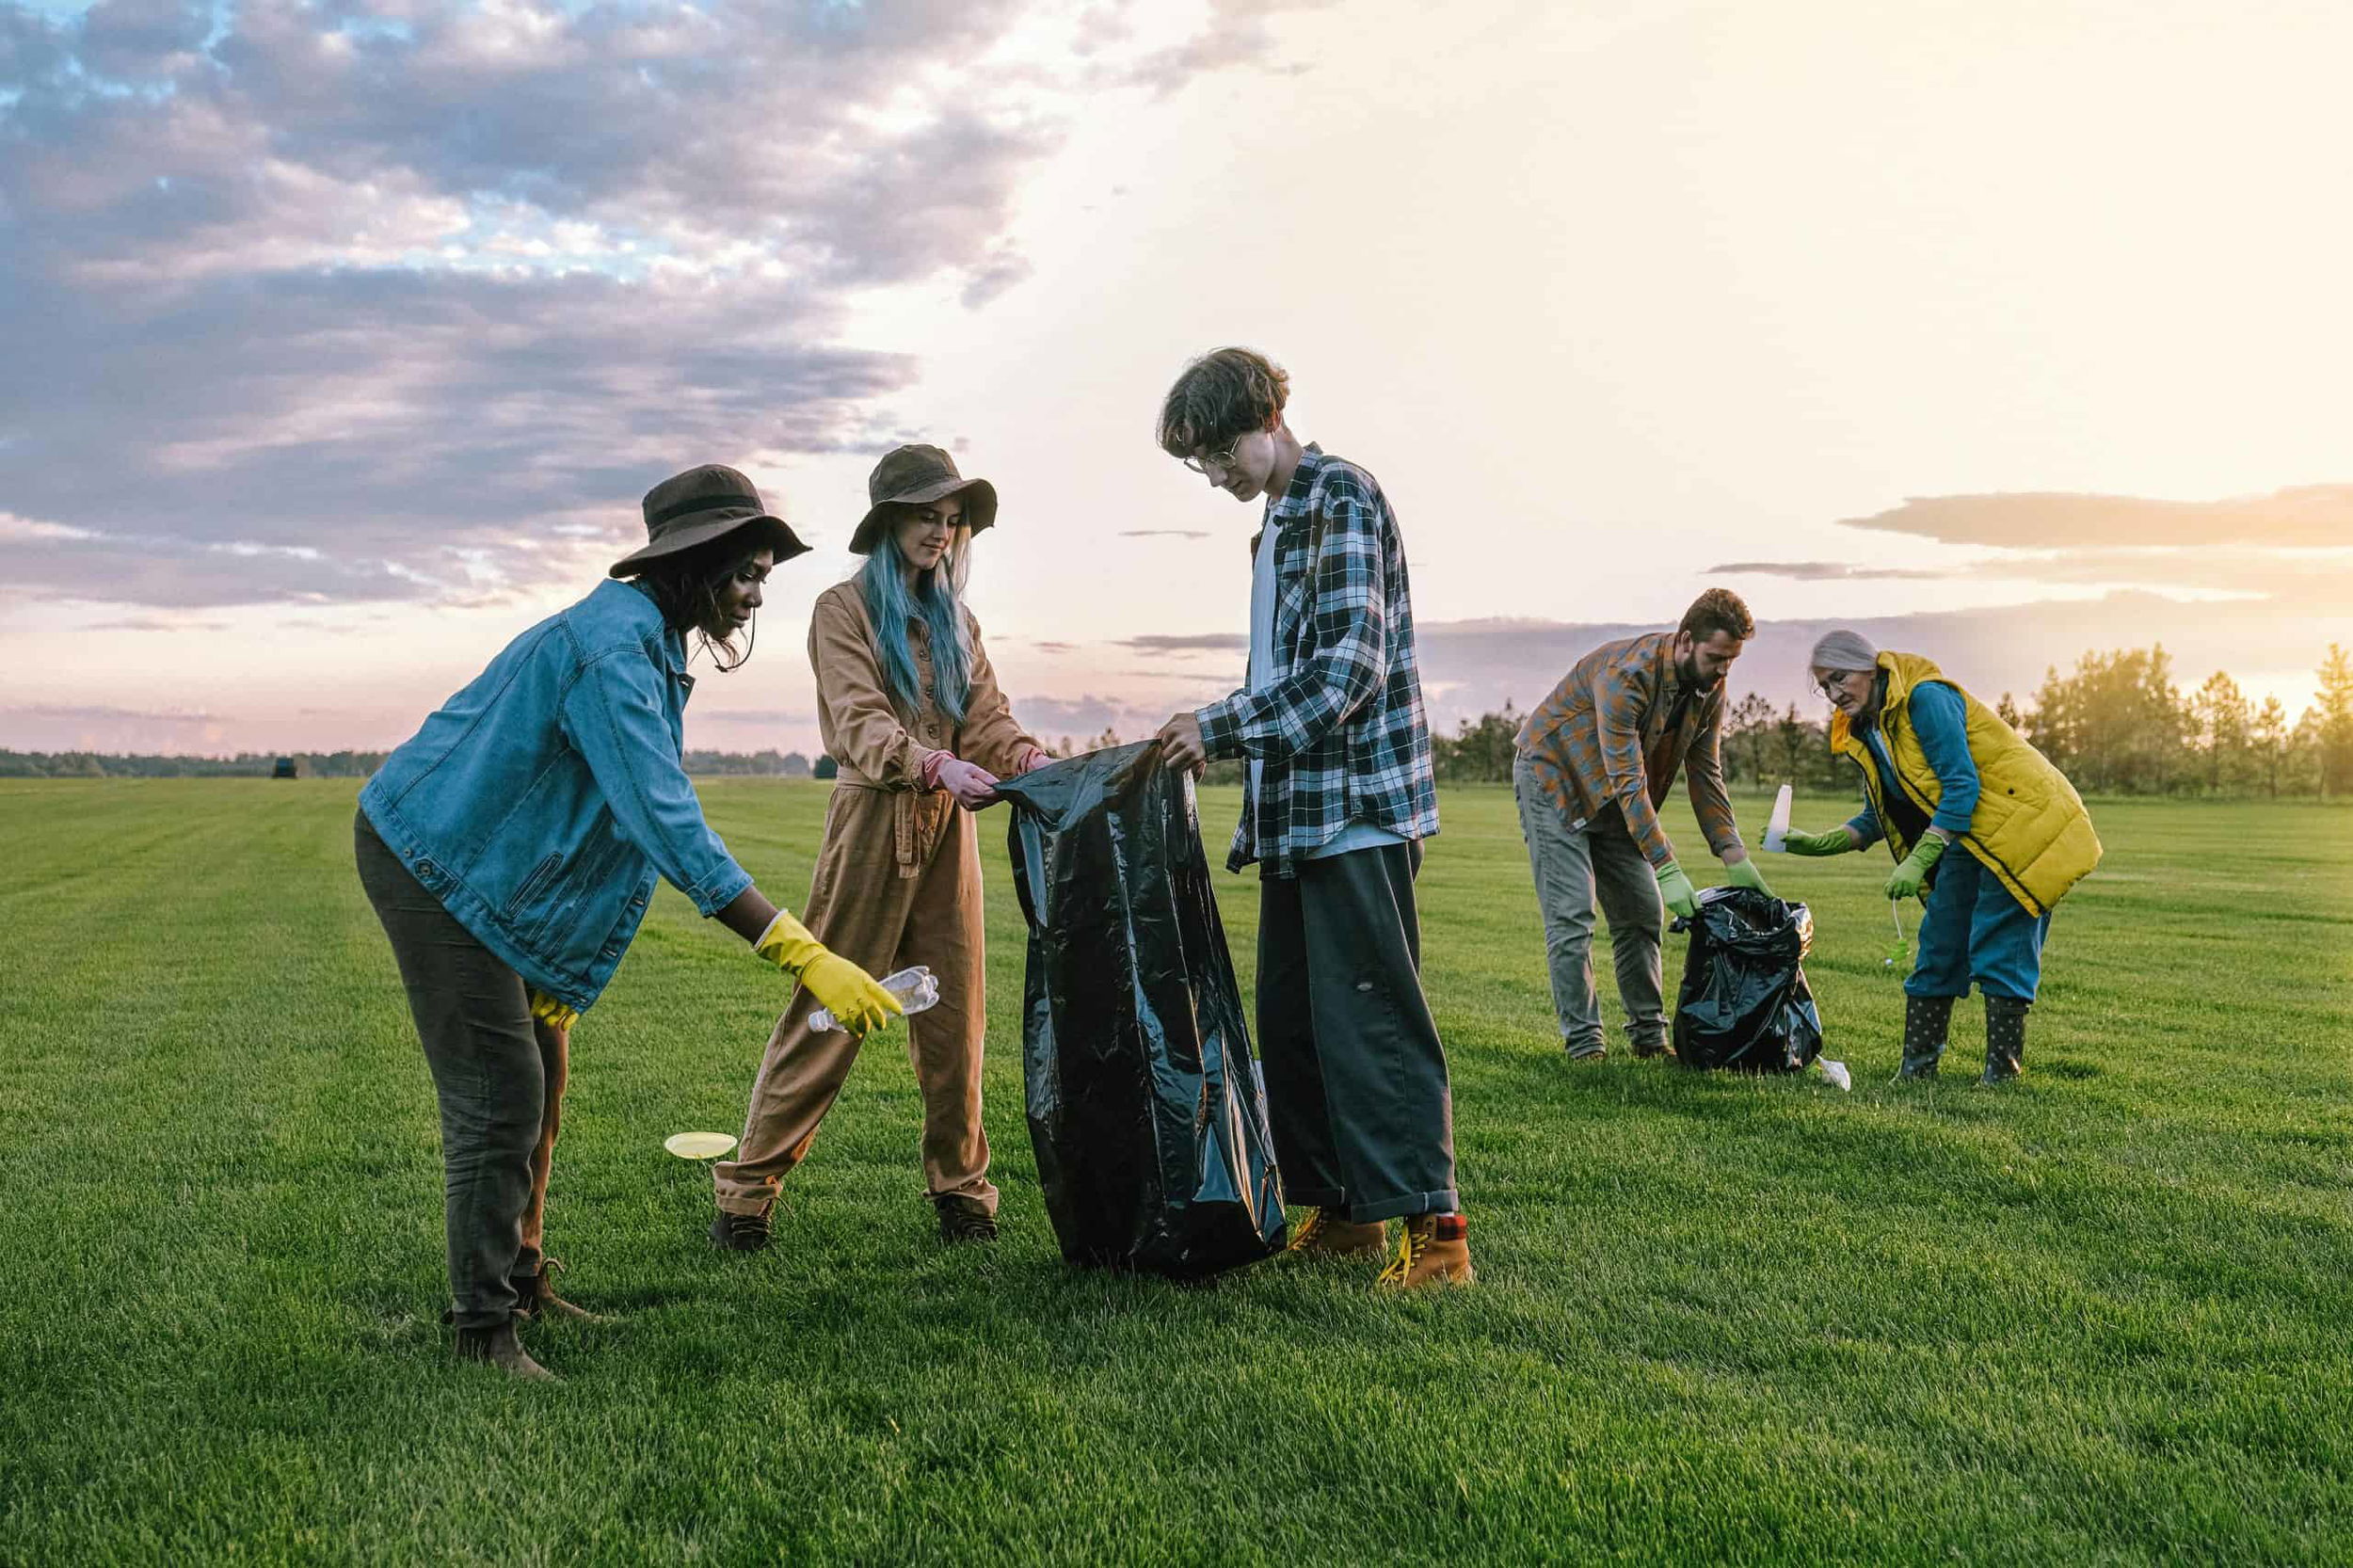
[1514,632,1744,871]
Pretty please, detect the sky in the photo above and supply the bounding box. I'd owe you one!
[3,0,2349,758]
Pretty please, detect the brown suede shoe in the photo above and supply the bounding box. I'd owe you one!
[454,1320,557,1382]
[1374,1212,1475,1289]
[510,1258,614,1324]
[1285,1207,1389,1260]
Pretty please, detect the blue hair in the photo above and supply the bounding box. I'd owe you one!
[859,531,973,726]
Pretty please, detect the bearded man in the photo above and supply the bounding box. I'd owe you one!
[1512,588,1773,1062]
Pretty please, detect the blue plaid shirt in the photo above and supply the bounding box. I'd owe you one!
[1196,445,1440,876]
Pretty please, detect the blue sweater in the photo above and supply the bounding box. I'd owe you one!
[1845,680,1980,846]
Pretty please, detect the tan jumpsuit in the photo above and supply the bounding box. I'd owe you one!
[713,581,1043,1216]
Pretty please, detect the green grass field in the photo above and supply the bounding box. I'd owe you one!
[1,779,2347,1563]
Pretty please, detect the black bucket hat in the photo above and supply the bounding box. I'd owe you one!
[609,464,810,578]
[848,444,999,556]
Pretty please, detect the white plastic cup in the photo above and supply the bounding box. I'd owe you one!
[808,965,939,1032]
[1763,783,1793,853]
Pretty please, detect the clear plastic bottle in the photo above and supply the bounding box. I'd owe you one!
[808,965,940,1032]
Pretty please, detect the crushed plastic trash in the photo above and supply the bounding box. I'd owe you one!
[1817,1057,1851,1091]
[995,741,1286,1278]
[1885,903,1910,970]
[808,965,939,1033]
[1670,886,1826,1073]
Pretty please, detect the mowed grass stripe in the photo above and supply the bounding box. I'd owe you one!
[0,778,2347,1563]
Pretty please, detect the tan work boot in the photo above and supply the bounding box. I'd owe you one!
[454,1320,557,1382]
[1374,1212,1475,1289]
[511,1257,614,1324]
[1285,1207,1389,1260]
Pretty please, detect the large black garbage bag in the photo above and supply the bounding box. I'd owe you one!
[1671,886,1825,1072]
[995,742,1286,1277]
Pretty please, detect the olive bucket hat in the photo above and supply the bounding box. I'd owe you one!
[848,444,999,556]
[609,464,811,578]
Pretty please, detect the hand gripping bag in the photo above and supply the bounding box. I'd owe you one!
[996,743,1286,1277]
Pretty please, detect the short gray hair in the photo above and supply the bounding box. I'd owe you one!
[1808,629,1879,674]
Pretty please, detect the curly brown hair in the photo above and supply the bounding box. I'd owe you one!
[1679,587,1755,644]
[1156,347,1289,459]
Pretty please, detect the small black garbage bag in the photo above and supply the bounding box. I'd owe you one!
[1671,886,1825,1072]
[995,742,1286,1278]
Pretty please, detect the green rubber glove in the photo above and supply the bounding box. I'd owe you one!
[1721,856,1776,898]
[1882,833,1949,902]
[1656,859,1700,920]
[754,911,904,1036]
[1779,827,1855,857]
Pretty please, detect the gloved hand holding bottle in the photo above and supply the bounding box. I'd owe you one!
[1779,826,1857,857]
[1882,831,1948,902]
[754,910,904,1035]
[1656,859,1700,920]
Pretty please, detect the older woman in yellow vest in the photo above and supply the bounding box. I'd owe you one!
[1780,631,2101,1083]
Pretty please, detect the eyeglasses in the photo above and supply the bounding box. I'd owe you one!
[1180,438,1242,477]
[1814,673,1859,700]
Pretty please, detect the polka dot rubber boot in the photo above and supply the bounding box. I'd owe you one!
[1981,994,2029,1084]
[1897,994,1955,1080]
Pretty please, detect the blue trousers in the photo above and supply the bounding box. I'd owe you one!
[1905,849,2052,1002]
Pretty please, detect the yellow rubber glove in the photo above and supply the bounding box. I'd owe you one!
[527,989,579,1032]
[754,910,904,1036]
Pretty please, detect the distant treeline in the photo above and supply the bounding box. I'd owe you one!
[0,748,828,779]
[0,749,393,778]
[12,644,2347,796]
[1423,642,2353,800]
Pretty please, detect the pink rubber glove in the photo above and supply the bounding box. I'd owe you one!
[935,756,1000,809]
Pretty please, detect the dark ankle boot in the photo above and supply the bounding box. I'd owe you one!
[454,1320,556,1382]
[1982,994,2029,1083]
[510,1257,613,1324]
[1897,994,1955,1079]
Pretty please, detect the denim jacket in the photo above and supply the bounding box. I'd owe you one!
[360,579,754,1011]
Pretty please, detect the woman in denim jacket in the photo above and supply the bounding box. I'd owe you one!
[356,465,903,1380]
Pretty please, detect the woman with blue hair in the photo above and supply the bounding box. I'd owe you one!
[712,445,1049,1250]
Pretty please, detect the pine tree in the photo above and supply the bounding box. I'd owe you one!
[2313,644,2353,798]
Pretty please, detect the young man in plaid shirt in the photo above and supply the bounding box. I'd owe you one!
[1153,347,1469,1289]
[1512,589,1775,1061]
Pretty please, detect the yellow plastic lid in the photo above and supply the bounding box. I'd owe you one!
[664,1131,737,1160]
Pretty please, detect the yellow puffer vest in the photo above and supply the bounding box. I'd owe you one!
[1829,652,2102,916]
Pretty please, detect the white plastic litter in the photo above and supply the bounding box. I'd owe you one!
[664,1131,737,1160]
[1816,1057,1852,1092]
[1763,783,1793,853]
[808,965,940,1032]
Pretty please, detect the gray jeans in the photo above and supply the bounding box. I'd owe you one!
[355,810,559,1329]
[1512,753,1667,1056]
